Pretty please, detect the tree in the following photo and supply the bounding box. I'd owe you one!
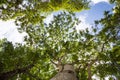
[0,39,40,80]
[94,0,120,79]
[0,9,120,79]
[0,12,83,80]
[0,0,89,27]
[0,0,120,80]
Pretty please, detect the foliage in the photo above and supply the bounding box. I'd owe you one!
[0,0,120,80]
[0,0,89,28]
[94,0,120,79]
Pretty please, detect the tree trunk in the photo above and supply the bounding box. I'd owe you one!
[50,64,78,80]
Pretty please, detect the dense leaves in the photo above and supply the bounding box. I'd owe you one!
[0,0,89,28]
[94,0,120,79]
[0,0,120,80]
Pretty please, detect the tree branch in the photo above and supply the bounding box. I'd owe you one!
[0,64,34,80]
[87,57,98,80]
[50,59,58,66]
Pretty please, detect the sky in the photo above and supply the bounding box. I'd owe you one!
[0,0,114,44]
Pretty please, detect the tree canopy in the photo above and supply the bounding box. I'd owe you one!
[0,0,120,80]
[0,0,89,27]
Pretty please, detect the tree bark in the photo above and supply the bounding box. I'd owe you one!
[50,64,78,80]
[87,64,92,80]
[51,71,78,80]
[87,58,98,80]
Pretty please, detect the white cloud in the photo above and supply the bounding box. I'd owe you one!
[7,29,27,43]
[0,20,26,43]
[76,14,91,31]
[44,13,54,24]
[91,0,109,4]
[0,13,91,43]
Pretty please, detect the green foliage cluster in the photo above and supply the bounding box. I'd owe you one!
[0,0,120,80]
[0,0,89,28]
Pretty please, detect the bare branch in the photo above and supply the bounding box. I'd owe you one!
[50,59,58,66]
[87,57,98,80]
[101,42,105,52]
